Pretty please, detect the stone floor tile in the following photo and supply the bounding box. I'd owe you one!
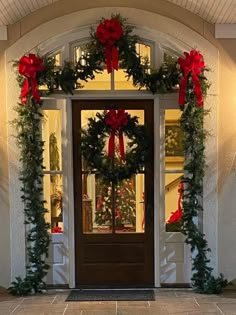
[119,312,157,315]
[0,300,23,315]
[146,304,169,314]
[196,303,224,313]
[173,313,220,315]
[163,302,201,313]
[11,303,67,315]
[117,301,149,307]
[175,291,215,298]
[66,301,116,312]
[10,312,64,315]
[81,311,117,315]
[216,303,236,314]
[21,296,57,304]
[52,294,69,304]
[195,296,236,304]
[117,301,151,315]
[0,297,21,303]
[154,290,177,297]
[151,296,196,303]
[64,311,82,315]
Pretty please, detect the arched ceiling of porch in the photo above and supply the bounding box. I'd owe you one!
[0,0,235,26]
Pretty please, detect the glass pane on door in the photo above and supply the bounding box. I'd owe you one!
[82,174,112,234]
[81,109,145,234]
[114,175,145,233]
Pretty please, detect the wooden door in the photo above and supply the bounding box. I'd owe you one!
[72,100,154,287]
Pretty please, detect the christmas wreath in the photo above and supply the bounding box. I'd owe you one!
[81,108,149,183]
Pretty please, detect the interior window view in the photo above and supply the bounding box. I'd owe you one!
[165,109,184,232]
[81,109,145,234]
[42,109,63,233]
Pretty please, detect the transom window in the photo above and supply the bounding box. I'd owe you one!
[48,39,178,92]
[72,42,152,90]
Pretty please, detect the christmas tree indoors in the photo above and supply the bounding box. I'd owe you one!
[95,178,136,229]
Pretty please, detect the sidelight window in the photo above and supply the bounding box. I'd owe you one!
[42,109,63,233]
[164,109,184,232]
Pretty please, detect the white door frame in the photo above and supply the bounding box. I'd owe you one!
[48,91,180,288]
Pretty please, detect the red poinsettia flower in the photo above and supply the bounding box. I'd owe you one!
[52,226,63,233]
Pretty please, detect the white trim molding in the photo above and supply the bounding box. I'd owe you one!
[215,24,236,38]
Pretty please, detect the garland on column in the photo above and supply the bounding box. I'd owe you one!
[9,14,228,295]
[178,51,228,293]
[9,55,50,295]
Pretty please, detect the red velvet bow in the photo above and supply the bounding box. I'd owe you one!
[178,50,205,107]
[167,182,184,224]
[96,18,123,73]
[18,53,44,104]
[105,109,128,161]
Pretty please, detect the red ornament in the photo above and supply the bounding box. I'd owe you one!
[18,53,44,104]
[167,182,184,224]
[96,18,123,73]
[178,50,205,107]
[115,208,121,219]
[105,109,128,161]
[52,226,63,233]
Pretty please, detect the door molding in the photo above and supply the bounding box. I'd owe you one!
[49,92,180,288]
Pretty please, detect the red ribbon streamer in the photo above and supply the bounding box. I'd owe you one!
[178,50,205,107]
[18,53,44,104]
[104,109,128,161]
[167,182,184,224]
[96,18,123,73]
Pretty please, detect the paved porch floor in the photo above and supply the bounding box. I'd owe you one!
[1,288,236,315]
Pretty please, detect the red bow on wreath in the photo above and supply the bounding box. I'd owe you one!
[96,18,124,73]
[178,50,205,107]
[18,53,44,104]
[105,109,128,161]
[167,182,184,224]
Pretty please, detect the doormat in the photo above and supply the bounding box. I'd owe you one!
[65,289,155,301]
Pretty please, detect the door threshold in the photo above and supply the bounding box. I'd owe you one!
[75,286,154,290]
[161,283,191,288]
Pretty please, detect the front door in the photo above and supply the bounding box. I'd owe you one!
[72,99,154,287]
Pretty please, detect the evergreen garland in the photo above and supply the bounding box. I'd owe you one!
[180,72,228,294]
[9,14,228,295]
[8,99,50,295]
